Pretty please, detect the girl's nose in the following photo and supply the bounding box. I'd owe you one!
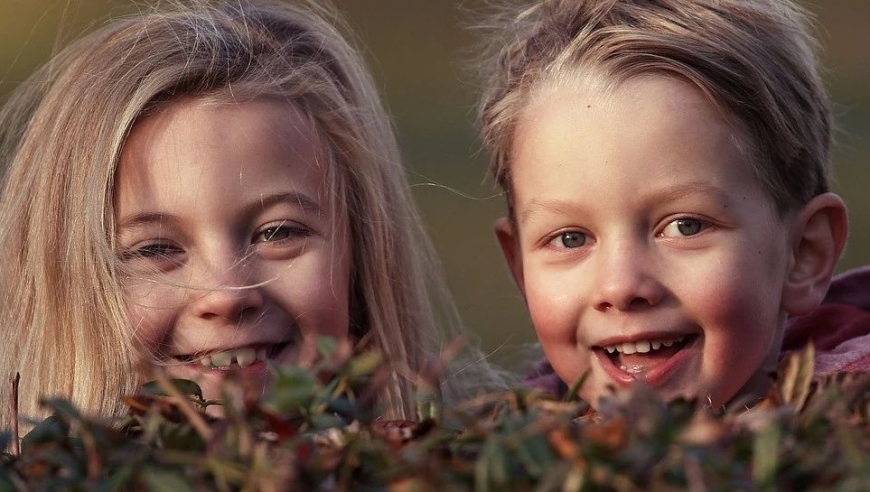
[188,256,265,323]
[591,240,664,312]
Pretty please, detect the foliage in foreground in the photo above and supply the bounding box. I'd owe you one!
[2,343,870,491]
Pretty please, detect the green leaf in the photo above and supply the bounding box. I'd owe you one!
[105,463,136,491]
[316,336,339,358]
[0,432,9,453]
[348,351,383,379]
[21,414,69,449]
[514,433,555,477]
[779,343,815,411]
[324,396,358,422]
[752,422,780,489]
[476,437,509,491]
[0,467,16,492]
[309,413,345,430]
[264,367,317,413]
[563,370,590,402]
[140,379,204,401]
[139,466,196,492]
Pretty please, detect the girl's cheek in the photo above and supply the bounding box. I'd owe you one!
[122,281,179,350]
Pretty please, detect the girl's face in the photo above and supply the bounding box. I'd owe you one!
[114,98,351,400]
[497,75,799,408]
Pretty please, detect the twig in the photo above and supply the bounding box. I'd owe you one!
[147,365,214,442]
[684,454,709,492]
[11,372,20,456]
[79,426,100,481]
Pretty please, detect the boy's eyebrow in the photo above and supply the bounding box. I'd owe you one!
[520,182,733,225]
[116,191,322,230]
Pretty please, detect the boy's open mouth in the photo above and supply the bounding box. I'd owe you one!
[595,334,697,383]
[171,342,292,370]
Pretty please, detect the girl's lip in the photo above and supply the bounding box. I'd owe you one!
[171,341,290,361]
[189,359,270,376]
[593,334,699,387]
[169,341,292,370]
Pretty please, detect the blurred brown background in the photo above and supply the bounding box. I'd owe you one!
[2,1,868,368]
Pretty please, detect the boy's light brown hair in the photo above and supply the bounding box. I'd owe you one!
[477,0,831,215]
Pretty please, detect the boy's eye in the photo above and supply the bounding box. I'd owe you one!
[555,230,587,249]
[660,218,707,238]
[254,223,311,243]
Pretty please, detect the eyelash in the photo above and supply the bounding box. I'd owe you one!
[543,216,712,250]
[117,241,184,269]
[253,222,312,244]
[544,229,591,250]
[118,222,312,264]
[657,216,711,238]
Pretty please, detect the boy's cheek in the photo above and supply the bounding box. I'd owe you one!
[523,276,581,340]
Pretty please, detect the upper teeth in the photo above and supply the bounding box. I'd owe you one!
[197,347,270,368]
[603,336,686,355]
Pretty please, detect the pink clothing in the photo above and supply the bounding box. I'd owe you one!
[525,266,870,397]
[781,266,870,373]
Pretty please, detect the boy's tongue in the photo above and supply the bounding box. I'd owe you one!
[615,344,684,374]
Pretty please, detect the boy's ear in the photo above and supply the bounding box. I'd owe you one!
[495,217,525,297]
[782,192,849,315]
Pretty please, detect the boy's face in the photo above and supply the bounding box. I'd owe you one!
[115,98,351,402]
[498,75,797,407]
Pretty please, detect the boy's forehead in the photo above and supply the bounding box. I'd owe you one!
[508,74,779,219]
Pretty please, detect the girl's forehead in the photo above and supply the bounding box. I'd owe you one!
[121,97,329,173]
[114,97,336,220]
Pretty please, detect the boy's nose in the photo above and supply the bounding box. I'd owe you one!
[591,241,664,312]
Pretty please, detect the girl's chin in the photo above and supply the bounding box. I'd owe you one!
[166,360,273,403]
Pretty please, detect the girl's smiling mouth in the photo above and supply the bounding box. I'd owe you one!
[170,342,292,370]
[594,333,699,386]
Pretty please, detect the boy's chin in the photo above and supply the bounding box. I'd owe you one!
[720,371,776,409]
[586,380,774,412]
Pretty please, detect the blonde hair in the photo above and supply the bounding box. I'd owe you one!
[477,0,832,214]
[0,0,493,427]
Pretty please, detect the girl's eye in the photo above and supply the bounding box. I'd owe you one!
[138,243,179,257]
[118,242,183,266]
[660,218,707,238]
[254,223,311,243]
[554,230,587,249]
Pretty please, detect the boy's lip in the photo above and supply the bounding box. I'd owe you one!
[593,330,694,348]
[592,332,699,387]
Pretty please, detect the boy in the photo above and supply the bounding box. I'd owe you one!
[476,0,849,407]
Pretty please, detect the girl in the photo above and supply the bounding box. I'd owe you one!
[0,0,497,428]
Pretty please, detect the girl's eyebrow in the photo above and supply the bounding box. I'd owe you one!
[256,191,322,215]
[116,212,178,230]
[116,191,323,231]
